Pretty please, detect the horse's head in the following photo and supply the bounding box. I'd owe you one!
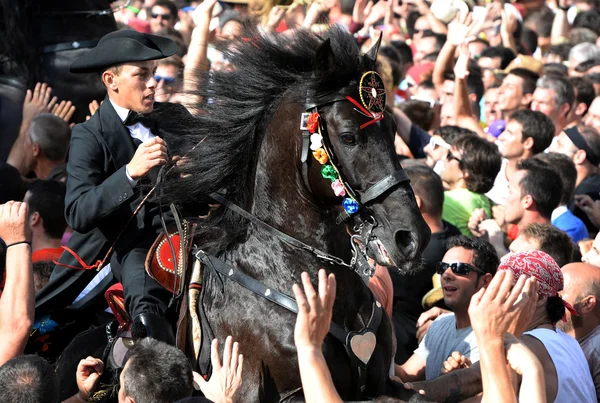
[304,36,430,273]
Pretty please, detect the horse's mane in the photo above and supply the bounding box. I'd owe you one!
[159,26,377,254]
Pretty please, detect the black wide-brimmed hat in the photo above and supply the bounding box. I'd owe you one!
[70,29,178,74]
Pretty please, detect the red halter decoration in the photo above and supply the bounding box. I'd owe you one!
[345,96,384,130]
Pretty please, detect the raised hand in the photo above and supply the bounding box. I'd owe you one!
[0,202,30,246]
[126,137,169,180]
[468,270,538,339]
[453,43,471,80]
[22,82,57,125]
[86,100,101,121]
[76,357,104,400]
[51,99,76,124]
[352,0,373,24]
[448,12,478,46]
[574,194,600,227]
[196,336,243,403]
[293,269,336,351]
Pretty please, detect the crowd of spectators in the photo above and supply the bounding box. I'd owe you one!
[2,0,600,401]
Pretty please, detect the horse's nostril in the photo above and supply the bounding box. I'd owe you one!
[395,230,418,260]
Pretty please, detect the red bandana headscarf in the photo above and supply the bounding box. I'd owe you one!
[498,250,577,322]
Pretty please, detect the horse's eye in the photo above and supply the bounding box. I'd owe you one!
[341,133,357,145]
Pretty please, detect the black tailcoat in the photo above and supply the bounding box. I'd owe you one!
[36,97,187,318]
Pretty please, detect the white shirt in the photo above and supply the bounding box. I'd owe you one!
[551,205,569,222]
[109,99,156,186]
[485,158,509,205]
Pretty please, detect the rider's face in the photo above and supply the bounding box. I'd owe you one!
[108,61,158,114]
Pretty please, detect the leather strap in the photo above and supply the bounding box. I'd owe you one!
[359,169,410,205]
[194,249,349,344]
[209,193,352,268]
[300,132,312,193]
[42,39,99,54]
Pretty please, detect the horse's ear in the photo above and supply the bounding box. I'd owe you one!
[364,33,383,63]
[315,38,335,72]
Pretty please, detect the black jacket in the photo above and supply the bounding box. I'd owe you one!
[35,96,188,316]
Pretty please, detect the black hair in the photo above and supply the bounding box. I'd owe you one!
[418,78,435,90]
[534,152,576,205]
[545,43,573,62]
[398,100,434,132]
[508,68,540,95]
[547,296,566,323]
[520,27,539,56]
[123,338,193,403]
[0,355,58,403]
[380,46,403,87]
[27,180,67,239]
[525,6,555,37]
[152,0,179,19]
[406,10,422,38]
[520,223,575,267]
[573,9,600,36]
[575,58,600,73]
[422,31,446,50]
[509,109,555,154]
[543,63,569,77]
[390,41,414,65]
[480,46,516,70]
[404,164,444,218]
[455,134,502,194]
[434,126,477,145]
[444,64,485,102]
[446,235,500,276]
[580,125,600,163]
[0,163,26,204]
[570,76,596,113]
[516,159,563,219]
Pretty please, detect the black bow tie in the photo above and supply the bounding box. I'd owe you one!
[123,110,144,126]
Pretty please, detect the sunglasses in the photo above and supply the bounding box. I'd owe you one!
[155,75,177,85]
[447,153,462,163]
[436,262,485,276]
[151,12,173,20]
[428,136,451,151]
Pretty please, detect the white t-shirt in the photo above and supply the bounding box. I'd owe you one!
[486,158,509,205]
[414,313,479,380]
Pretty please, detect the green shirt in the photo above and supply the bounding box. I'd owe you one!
[442,188,492,236]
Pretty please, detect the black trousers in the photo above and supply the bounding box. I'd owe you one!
[110,230,172,319]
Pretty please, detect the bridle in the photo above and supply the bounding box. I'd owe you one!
[298,70,411,279]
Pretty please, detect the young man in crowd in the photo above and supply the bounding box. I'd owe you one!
[509,222,575,268]
[149,0,178,34]
[440,135,501,236]
[23,180,68,263]
[567,76,596,127]
[549,125,600,235]
[390,163,461,364]
[486,109,555,205]
[534,152,588,242]
[559,262,600,398]
[394,236,499,382]
[531,75,575,136]
[413,251,596,403]
[472,159,563,257]
[497,68,540,120]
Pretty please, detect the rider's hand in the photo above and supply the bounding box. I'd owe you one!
[196,336,243,403]
[126,137,168,180]
[76,356,104,400]
[0,202,30,245]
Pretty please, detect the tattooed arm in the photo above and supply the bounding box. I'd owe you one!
[412,363,483,403]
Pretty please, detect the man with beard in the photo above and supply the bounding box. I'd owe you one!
[559,262,600,398]
[394,236,499,382]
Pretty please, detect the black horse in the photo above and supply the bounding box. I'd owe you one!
[158,26,431,402]
[0,0,116,161]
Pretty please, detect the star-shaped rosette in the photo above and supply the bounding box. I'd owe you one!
[359,71,386,114]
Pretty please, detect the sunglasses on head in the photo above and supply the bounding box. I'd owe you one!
[436,262,485,276]
[151,12,173,20]
[428,136,451,151]
[155,75,177,85]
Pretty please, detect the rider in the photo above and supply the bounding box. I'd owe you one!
[39,30,188,345]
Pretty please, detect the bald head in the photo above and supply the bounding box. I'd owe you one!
[559,262,600,335]
[562,262,600,300]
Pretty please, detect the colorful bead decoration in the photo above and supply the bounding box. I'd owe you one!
[304,111,360,215]
[312,148,329,164]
